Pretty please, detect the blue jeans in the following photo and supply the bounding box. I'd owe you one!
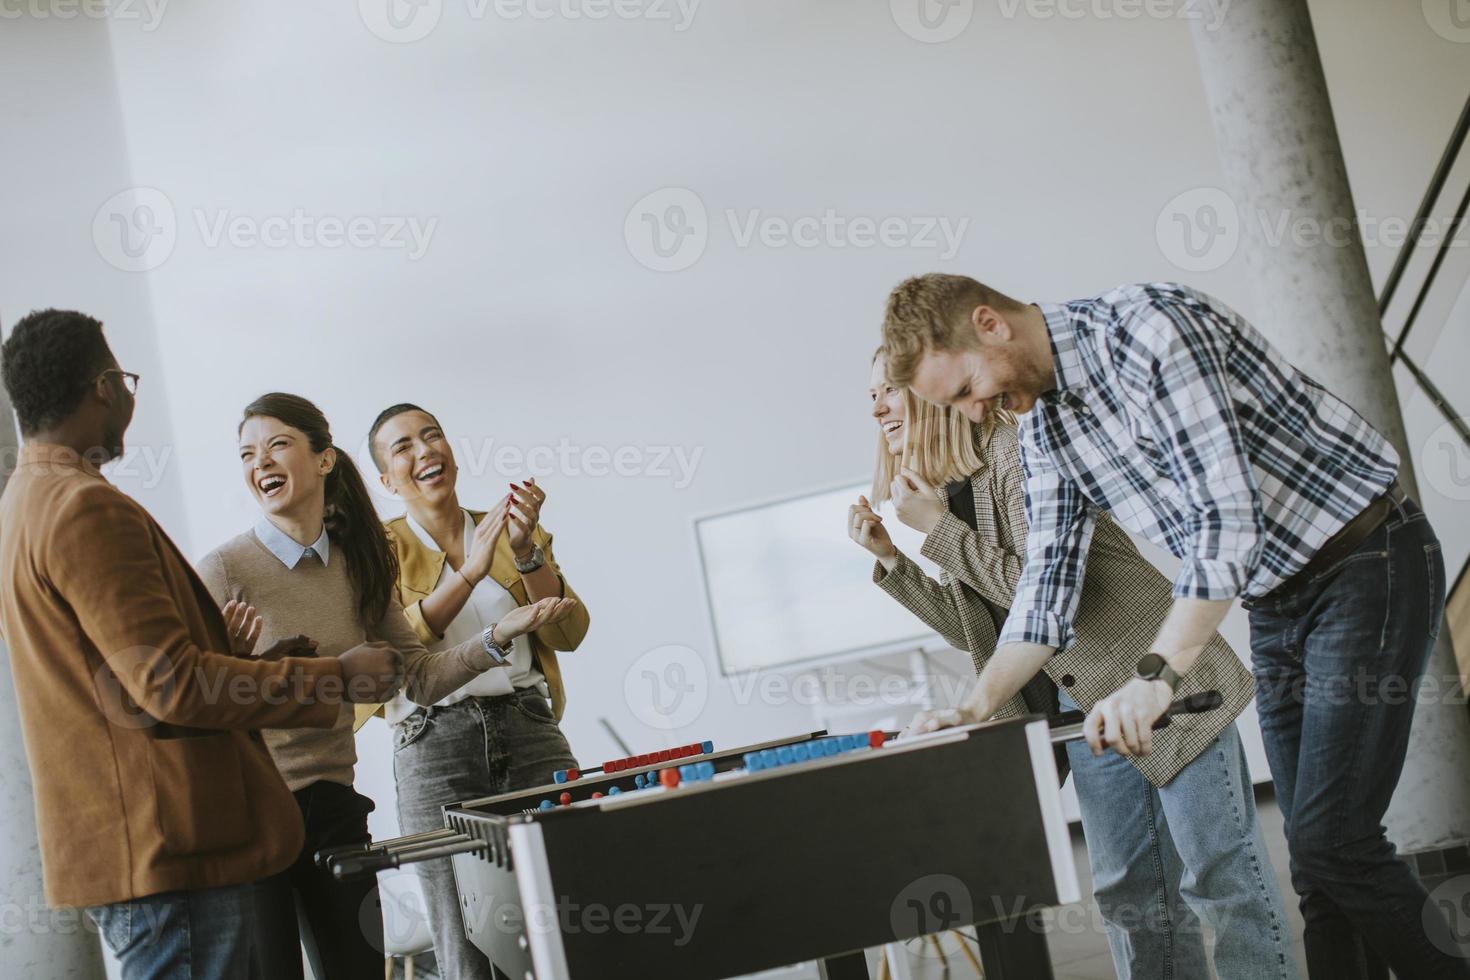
[1247,497,1469,979]
[394,688,577,980]
[87,883,257,980]
[1062,689,1297,979]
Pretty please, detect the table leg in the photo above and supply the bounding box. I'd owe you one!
[818,950,871,980]
[975,911,1053,980]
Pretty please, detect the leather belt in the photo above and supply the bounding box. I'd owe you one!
[1264,480,1406,600]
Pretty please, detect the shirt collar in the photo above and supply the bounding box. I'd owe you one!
[1038,302,1088,397]
[19,442,107,479]
[253,518,331,569]
[404,508,474,557]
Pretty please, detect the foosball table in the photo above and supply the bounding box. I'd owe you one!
[325,695,1219,980]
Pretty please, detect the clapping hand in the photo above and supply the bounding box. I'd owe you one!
[461,504,509,584]
[847,495,897,560]
[223,599,263,656]
[506,478,546,558]
[493,596,580,646]
[890,468,946,535]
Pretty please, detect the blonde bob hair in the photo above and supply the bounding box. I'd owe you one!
[870,346,1013,506]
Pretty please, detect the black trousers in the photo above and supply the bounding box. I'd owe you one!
[254,780,384,980]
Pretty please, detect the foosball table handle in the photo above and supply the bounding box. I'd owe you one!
[1048,689,1223,744]
[1154,689,1224,728]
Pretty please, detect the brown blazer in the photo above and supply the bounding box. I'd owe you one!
[0,444,344,908]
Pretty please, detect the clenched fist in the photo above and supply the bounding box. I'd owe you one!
[338,641,404,703]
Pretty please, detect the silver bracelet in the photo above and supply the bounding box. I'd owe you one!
[480,624,509,666]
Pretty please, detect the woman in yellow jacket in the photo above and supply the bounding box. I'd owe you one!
[368,402,589,980]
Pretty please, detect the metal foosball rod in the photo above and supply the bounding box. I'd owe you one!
[314,827,462,869]
[328,834,490,880]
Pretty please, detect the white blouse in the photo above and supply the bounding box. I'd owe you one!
[384,510,546,726]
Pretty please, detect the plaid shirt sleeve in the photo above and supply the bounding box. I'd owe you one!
[997,434,1097,650]
[1128,295,1265,600]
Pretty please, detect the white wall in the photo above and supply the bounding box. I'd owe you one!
[2,0,1466,847]
[0,15,189,525]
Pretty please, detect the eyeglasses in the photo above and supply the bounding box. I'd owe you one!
[92,369,141,396]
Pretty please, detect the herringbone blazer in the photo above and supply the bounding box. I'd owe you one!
[875,424,1252,786]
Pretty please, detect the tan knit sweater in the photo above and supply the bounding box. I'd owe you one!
[199,530,501,791]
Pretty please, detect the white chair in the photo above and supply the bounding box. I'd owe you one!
[378,869,436,980]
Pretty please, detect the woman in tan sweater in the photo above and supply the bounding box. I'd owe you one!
[199,392,575,980]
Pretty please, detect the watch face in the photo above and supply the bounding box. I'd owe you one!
[1137,652,1166,677]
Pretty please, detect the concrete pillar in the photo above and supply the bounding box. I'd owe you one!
[1189,1,1470,858]
[0,364,106,976]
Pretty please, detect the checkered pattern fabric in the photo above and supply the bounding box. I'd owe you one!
[877,424,1252,786]
[1000,282,1398,652]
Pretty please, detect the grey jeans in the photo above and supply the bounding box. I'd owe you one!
[393,689,577,980]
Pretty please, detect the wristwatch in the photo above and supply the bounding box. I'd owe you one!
[513,544,545,574]
[480,624,510,666]
[1135,652,1181,691]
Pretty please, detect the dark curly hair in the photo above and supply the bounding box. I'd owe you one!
[1,310,113,436]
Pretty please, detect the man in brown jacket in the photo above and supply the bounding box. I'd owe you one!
[0,310,403,980]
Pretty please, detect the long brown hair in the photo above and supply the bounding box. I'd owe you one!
[241,392,399,625]
[870,347,1013,505]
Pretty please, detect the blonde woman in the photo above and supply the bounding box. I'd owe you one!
[849,350,1296,980]
[853,349,1052,721]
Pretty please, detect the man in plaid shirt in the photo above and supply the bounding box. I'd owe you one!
[884,275,1466,979]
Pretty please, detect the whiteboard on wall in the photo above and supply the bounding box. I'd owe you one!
[695,481,951,676]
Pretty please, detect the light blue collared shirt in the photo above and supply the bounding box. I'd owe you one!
[253,519,331,570]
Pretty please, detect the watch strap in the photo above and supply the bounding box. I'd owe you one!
[513,544,545,574]
[1137,653,1181,691]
